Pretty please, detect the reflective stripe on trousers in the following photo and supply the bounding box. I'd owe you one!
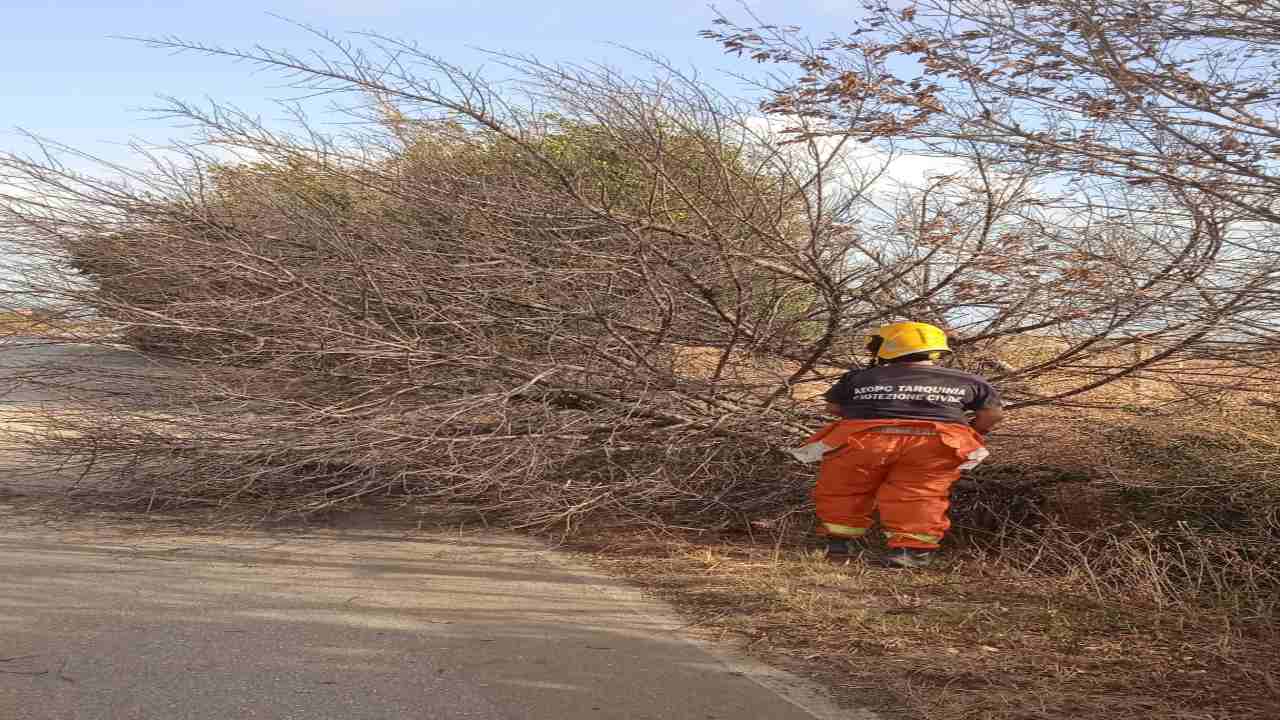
[821,523,868,538]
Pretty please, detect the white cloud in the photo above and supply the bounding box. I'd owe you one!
[741,114,973,199]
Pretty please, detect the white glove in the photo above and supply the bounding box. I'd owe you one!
[958,447,990,470]
[786,441,834,464]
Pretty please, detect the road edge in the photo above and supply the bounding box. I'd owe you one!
[534,544,882,720]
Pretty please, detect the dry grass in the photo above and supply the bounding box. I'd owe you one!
[573,530,1279,720]
[552,402,1280,720]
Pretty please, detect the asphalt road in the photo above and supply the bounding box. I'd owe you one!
[0,512,860,720]
[0,338,166,405]
[0,341,865,720]
[0,338,167,496]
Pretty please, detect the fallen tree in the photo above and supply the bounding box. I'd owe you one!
[0,31,1269,532]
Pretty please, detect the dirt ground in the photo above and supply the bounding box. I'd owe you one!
[568,529,1280,720]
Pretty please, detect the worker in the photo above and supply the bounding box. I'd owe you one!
[789,321,1003,569]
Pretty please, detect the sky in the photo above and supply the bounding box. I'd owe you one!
[1,1,861,166]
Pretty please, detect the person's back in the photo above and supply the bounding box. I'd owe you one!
[823,362,999,429]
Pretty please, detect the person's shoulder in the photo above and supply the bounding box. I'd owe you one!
[920,365,994,385]
[836,364,879,378]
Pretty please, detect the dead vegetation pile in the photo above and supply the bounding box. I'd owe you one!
[1,37,1266,527]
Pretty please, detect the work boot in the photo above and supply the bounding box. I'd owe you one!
[879,548,936,569]
[824,538,859,559]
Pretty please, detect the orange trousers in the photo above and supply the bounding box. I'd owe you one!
[808,421,982,550]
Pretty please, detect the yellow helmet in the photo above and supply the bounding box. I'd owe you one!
[872,321,951,361]
[865,321,909,355]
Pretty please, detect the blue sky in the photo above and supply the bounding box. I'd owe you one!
[1,1,858,165]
